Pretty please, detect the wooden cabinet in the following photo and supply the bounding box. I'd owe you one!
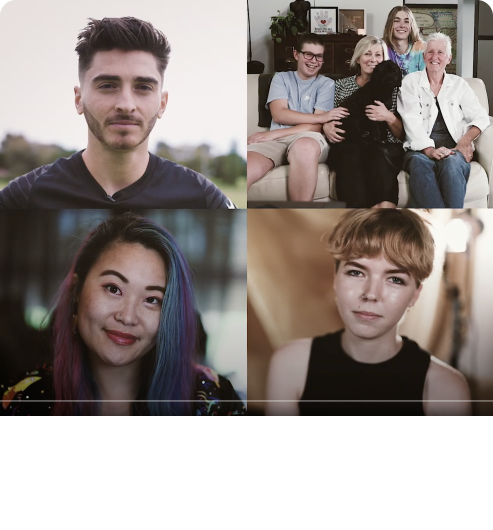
[273,34,364,75]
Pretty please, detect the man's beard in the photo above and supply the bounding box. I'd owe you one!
[83,106,159,151]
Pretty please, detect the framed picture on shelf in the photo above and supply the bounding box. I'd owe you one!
[339,9,366,35]
[309,7,338,35]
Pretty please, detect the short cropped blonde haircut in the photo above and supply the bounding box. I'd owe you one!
[425,32,452,57]
[328,210,435,285]
[382,6,423,50]
[350,36,387,72]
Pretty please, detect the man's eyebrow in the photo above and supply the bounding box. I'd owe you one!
[344,261,410,275]
[100,270,165,292]
[135,76,159,85]
[91,75,159,85]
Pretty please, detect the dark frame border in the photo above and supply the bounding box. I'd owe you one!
[475,0,493,77]
[403,3,458,9]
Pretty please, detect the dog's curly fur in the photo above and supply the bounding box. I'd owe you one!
[338,60,402,144]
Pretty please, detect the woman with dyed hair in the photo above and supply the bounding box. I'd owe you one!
[3,214,244,416]
[383,6,426,77]
[266,209,471,416]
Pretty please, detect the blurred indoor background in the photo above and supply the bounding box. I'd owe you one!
[0,209,247,401]
[248,209,493,415]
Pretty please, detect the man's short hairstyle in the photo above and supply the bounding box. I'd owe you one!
[425,32,452,57]
[295,33,325,52]
[76,17,171,79]
[382,6,423,49]
[350,35,387,71]
[327,209,435,285]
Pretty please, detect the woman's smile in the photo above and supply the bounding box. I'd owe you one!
[104,329,138,345]
[76,242,166,367]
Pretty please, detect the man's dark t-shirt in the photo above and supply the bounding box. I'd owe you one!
[0,151,236,209]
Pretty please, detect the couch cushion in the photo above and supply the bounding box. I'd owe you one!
[248,74,491,207]
[326,163,488,207]
[248,164,330,202]
[464,162,489,205]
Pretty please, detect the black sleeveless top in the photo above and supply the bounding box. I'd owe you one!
[299,330,431,416]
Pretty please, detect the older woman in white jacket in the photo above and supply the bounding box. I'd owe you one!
[397,33,490,207]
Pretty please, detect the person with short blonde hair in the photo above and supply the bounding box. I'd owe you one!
[323,36,404,208]
[266,209,471,416]
[424,32,452,56]
[383,5,426,76]
[350,36,388,70]
[328,209,434,285]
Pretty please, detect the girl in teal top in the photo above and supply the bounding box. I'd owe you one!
[383,6,426,77]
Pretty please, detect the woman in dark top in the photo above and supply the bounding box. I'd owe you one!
[266,209,471,416]
[2,213,244,416]
[324,36,405,208]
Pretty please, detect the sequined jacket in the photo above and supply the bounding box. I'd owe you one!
[1,365,246,416]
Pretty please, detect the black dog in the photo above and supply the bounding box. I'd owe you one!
[337,60,402,144]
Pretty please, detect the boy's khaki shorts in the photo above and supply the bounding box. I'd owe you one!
[248,131,329,167]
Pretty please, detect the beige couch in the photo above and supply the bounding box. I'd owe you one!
[248,73,493,207]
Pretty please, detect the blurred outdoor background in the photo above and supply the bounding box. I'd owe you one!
[0,209,247,401]
[0,135,247,207]
[0,0,246,206]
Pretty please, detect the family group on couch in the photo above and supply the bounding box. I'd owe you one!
[247,6,491,208]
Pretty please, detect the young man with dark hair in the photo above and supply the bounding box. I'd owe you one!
[0,17,235,209]
[247,33,346,201]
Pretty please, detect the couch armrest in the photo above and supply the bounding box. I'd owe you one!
[475,117,493,195]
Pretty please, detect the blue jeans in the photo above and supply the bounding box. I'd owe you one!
[403,150,471,208]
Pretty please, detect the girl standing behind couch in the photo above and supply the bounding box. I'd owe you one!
[383,5,426,77]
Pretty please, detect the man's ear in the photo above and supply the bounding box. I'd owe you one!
[158,91,168,119]
[74,86,84,115]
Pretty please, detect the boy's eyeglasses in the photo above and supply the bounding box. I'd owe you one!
[299,51,324,62]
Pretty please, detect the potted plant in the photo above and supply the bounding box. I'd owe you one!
[270,10,305,43]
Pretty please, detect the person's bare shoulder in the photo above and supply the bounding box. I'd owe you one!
[265,338,312,416]
[423,357,471,416]
[270,338,312,372]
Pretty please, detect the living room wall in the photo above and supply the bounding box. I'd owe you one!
[248,0,457,73]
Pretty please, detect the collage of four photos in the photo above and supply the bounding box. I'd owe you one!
[1,0,493,415]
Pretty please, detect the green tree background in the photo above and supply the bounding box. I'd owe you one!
[0,134,246,186]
